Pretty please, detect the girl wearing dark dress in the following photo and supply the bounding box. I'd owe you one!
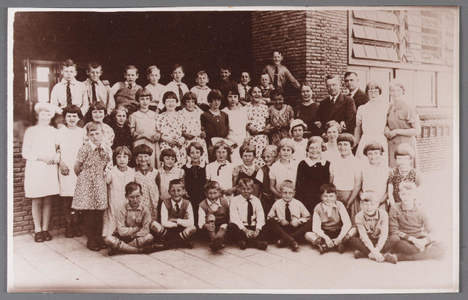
[295,136,331,213]
[182,142,207,227]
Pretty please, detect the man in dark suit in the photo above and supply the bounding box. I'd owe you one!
[315,75,357,134]
[344,71,369,110]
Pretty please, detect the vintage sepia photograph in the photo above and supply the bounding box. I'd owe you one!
[8,6,459,293]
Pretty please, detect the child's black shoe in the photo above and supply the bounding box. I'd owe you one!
[318,243,327,254]
[276,239,287,248]
[87,239,100,251]
[34,232,44,243]
[238,240,247,250]
[42,231,52,241]
[256,241,268,251]
[291,241,300,252]
[338,243,345,254]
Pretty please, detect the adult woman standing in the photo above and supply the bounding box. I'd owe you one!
[354,82,389,164]
[294,83,320,137]
[385,81,421,168]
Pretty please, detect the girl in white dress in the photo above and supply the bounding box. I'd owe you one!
[22,102,60,243]
[57,105,86,238]
[322,120,342,165]
[354,82,389,165]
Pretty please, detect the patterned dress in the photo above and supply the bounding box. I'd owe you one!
[84,122,115,171]
[179,108,209,164]
[388,167,422,203]
[156,112,186,168]
[134,167,160,221]
[269,104,294,145]
[72,142,111,210]
[129,110,158,168]
[245,103,269,167]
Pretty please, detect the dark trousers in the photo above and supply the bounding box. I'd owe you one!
[230,224,266,246]
[394,239,446,261]
[350,235,399,255]
[201,223,228,242]
[268,219,311,245]
[81,210,104,243]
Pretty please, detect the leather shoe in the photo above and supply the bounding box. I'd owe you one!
[95,237,108,249]
[34,232,44,243]
[291,241,300,252]
[276,239,287,248]
[318,243,327,254]
[238,240,247,250]
[338,243,346,254]
[42,231,52,241]
[141,243,165,254]
[87,240,100,251]
[256,241,268,251]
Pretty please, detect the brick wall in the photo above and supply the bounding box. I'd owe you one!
[13,135,66,236]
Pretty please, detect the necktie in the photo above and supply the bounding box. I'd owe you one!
[285,203,292,222]
[92,82,97,103]
[247,198,253,226]
[178,84,184,101]
[66,82,72,106]
[175,203,180,214]
[127,83,132,89]
[274,66,279,88]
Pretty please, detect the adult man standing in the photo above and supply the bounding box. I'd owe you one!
[315,75,357,134]
[344,71,369,110]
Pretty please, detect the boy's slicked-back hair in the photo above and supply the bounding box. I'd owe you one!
[186,141,204,156]
[86,121,103,134]
[280,179,295,191]
[319,183,337,195]
[169,178,185,190]
[207,89,224,103]
[146,65,160,75]
[337,133,355,148]
[277,138,296,154]
[220,65,231,73]
[135,87,153,102]
[270,88,284,100]
[239,144,256,157]
[262,144,278,158]
[114,146,133,161]
[181,91,198,106]
[125,182,142,197]
[325,74,341,82]
[62,105,83,119]
[197,70,208,78]
[160,148,177,163]
[238,177,254,188]
[62,59,76,69]
[394,143,415,159]
[171,63,184,73]
[87,61,102,70]
[399,181,418,191]
[213,140,232,155]
[125,65,138,74]
[132,144,153,157]
[162,91,179,104]
[363,141,385,156]
[204,180,220,192]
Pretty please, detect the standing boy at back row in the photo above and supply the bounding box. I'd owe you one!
[83,62,115,115]
[50,59,88,127]
[111,65,142,115]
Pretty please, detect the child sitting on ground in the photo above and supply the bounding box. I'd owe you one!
[105,182,164,255]
[267,180,311,251]
[389,181,446,262]
[388,143,423,207]
[152,179,197,249]
[305,183,352,254]
[198,181,230,251]
[350,191,399,264]
[230,178,268,250]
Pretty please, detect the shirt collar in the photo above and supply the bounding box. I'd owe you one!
[401,203,418,212]
[304,157,327,167]
[330,93,340,103]
[62,78,77,85]
[209,109,221,116]
[186,160,206,168]
[349,88,358,97]
[160,167,178,175]
[242,164,256,172]
[125,203,143,211]
[195,85,209,90]
[208,198,221,207]
[363,209,380,221]
[125,81,136,88]
[136,165,153,174]
[88,140,102,150]
[171,199,183,207]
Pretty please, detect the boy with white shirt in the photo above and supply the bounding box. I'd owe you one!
[164,64,189,106]
[190,70,212,111]
[83,62,115,115]
[145,65,166,112]
[238,71,252,106]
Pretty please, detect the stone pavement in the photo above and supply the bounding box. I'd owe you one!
[9,169,457,293]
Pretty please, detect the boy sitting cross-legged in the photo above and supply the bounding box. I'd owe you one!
[151,179,197,249]
[350,191,399,264]
[267,180,311,251]
[105,182,164,255]
[198,181,230,251]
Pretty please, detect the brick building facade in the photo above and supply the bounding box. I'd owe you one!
[12,9,456,235]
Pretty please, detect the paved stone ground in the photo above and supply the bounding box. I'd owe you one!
[9,169,457,293]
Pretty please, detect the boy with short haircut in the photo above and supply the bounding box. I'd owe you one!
[267,180,311,251]
[165,64,189,104]
[200,89,230,151]
[151,179,197,248]
[260,73,273,104]
[290,119,308,161]
[50,59,89,122]
[350,191,399,264]
[238,71,252,106]
[213,66,238,108]
[83,62,115,115]
[105,182,164,255]
[263,49,300,91]
[190,70,212,111]
[145,65,166,112]
[305,183,352,254]
[230,178,268,250]
[198,181,230,251]
[110,65,142,115]
[389,181,446,262]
